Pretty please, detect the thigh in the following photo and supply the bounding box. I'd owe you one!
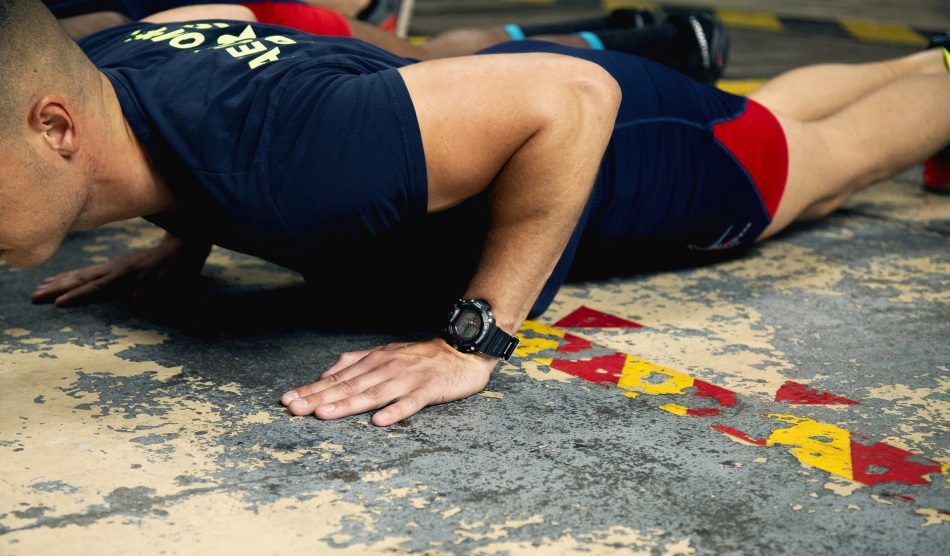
[756,109,853,238]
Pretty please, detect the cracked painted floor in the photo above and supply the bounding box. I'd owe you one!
[3,1,950,554]
[3,173,947,555]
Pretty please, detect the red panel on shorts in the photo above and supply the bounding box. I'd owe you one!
[241,2,353,37]
[712,99,788,218]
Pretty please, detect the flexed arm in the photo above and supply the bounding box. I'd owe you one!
[31,233,211,307]
[282,52,620,425]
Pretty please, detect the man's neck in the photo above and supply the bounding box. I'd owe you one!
[80,73,175,231]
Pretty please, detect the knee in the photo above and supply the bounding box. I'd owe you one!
[562,58,623,120]
[546,62,621,146]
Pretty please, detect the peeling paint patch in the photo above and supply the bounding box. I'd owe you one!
[206,249,306,289]
[363,469,399,483]
[455,514,545,542]
[478,391,505,399]
[775,381,859,405]
[765,414,854,478]
[823,477,863,497]
[916,508,950,527]
[710,425,768,446]
[554,306,643,328]
[850,435,944,486]
[242,411,274,425]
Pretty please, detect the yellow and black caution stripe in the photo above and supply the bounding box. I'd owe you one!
[600,0,942,47]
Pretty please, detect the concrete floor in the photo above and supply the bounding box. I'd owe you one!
[2,1,949,554]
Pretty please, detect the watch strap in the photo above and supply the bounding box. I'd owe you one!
[481,324,520,361]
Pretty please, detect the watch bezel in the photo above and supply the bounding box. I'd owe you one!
[445,299,495,353]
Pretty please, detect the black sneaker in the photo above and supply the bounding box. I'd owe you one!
[928,31,950,50]
[606,9,667,29]
[674,12,730,85]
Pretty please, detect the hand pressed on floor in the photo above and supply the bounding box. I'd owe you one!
[281,338,499,426]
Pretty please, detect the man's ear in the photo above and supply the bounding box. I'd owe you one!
[29,96,80,157]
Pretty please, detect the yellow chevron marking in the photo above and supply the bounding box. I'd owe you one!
[766,414,854,480]
[840,20,928,46]
[717,79,765,95]
[659,403,689,416]
[617,356,694,395]
[514,321,564,358]
[603,0,661,12]
[716,9,782,31]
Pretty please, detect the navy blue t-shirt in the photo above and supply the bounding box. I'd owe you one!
[82,23,437,277]
[79,21,498,324]
[80,23,765,322]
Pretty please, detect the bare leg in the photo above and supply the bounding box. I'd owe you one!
[760,49,950,239]
[419,27,591,59]
[347,18,432,58]
[58,12,131,40]
[414,27,511,58]
[751,50,944,121]
[350,21,590,60]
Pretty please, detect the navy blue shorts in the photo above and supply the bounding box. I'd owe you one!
[475,43,789,315]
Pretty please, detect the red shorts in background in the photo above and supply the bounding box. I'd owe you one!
[241,2,352,37]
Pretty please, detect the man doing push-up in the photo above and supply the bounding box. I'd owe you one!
[2,0,948,425]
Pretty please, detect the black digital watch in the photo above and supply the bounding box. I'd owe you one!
[444,299,520,360]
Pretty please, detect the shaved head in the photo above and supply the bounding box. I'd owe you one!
[0,0,101,145]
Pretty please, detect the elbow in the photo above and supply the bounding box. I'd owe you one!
[538,58,621,142]
[560,64,622,167]
[580,65,623,118]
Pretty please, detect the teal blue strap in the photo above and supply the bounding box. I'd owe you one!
[503,24,526,41]
[577,31,605,50]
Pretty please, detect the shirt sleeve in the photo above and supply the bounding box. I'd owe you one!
[263,65,429,247]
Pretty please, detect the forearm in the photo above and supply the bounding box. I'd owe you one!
[465,138,606,332]
[460,68,619,332]
[398,53,620,332]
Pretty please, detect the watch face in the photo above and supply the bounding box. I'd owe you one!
[453,308,483,341]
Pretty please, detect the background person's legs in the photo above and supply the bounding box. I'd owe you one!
[413,9,662,58]
[408,10,729,83]
[750,49,945,122]
[757,48,950,238]
[58,11,131,39]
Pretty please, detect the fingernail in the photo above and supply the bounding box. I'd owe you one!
[283,391,300,402]
[317,403,335,414]
[289,398,307,411]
